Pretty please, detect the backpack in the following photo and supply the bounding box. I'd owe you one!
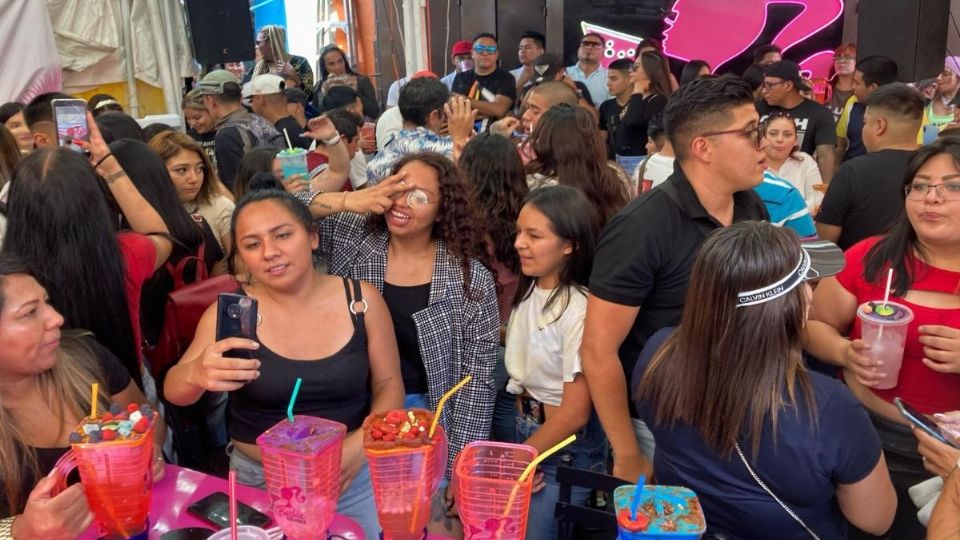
[143,216,237,379]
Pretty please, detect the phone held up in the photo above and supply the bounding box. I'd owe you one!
[216,293,258,359]
[894,397,960,449]
[50,99,90,153]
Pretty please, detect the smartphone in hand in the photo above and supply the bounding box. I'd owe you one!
[51,99,90,152]
[215,293,258,359]
[895,397,960,449]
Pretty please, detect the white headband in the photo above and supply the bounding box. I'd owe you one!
[736,250,810,308]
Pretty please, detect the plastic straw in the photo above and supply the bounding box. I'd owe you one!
[90,383,98,418]
[882,268,894,307]
[283,128,293,150]
[501,434,577,518]
[428,375,472,438]
[287,377,302,423]
[630,474,646,520]
[228,470,238,540]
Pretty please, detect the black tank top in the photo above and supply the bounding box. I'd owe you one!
[228,278,371,443]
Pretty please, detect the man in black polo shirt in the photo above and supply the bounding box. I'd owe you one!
[581,76,769,480]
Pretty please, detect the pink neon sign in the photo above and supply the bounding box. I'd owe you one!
[581,0,844,79]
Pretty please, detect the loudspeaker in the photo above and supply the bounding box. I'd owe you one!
[857,0,949,82]
[183,0,256,65]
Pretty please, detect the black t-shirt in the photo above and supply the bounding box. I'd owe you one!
[599,98,626,160]
[815,149,913,250]
[0,338,131,517]
[452,69,518,117]
[757,98,837,156]
[274,116,311,150]
[188,129,217,170]
[616,93,667,156]
[589,166,768,415]
[382,282,431,394]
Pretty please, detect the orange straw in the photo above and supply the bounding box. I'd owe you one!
[90,383,99,418]
[229,470,238,540]
[427,375,472,438]
[501,434,577,518]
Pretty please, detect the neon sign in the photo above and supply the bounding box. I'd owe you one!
[581,0,844,79]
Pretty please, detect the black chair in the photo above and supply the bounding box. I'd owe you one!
[554,458,630,540]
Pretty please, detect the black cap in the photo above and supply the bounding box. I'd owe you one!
[763,60,810,92]
[531,53,563,85]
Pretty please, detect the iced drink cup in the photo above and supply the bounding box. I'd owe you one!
[455,441,538,540]
[256,416,346,540]
[208,525,271,540]
[613,485,706,538]
[275,148,309,182]
[857,301,914,390]
[52,405,158,540]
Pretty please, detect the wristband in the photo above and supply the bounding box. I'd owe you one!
[93,152,115,169]
[0,516,16,540]
[322,133,341,146]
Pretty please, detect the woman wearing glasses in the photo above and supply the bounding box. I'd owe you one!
[828,43,857,121]
[806,138,960,539]
[301,153,499,493]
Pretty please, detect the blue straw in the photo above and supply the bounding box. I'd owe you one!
[287,378,302,423]
[630,474,646,521]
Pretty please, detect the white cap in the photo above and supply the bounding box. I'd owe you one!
[250,74,286,96]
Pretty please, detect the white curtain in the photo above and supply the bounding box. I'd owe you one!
[0,0,62,103]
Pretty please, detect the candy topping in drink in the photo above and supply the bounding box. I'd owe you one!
[277,147,304,157]
[860,301,910,322]
[363,409,434,449]
[612,485,707,536]
[68,403,154,444]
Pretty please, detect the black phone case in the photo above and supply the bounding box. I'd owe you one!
[894,397,958,448]
[215,293,258,359]
[186,492,271,529]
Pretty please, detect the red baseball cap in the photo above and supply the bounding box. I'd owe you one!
[412,70,438,79]
[451,40,472,56]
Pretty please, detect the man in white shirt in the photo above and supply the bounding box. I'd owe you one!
[565,32,609,107]
[439,40,474,90]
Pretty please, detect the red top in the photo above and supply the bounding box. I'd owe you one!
[837,236,960,413]
[118,232,157,363]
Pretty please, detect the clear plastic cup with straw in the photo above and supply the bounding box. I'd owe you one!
[276,129,309,188]
[612,484,707,538]
[256,378,347,540]
[454,441,539,539]
[857,269,914,390]
[364,376,471,540]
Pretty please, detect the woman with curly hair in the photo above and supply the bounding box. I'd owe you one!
[526,103,631,225]
[298,152,499,515]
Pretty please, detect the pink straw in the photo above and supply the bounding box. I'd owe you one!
[229,470,238,540]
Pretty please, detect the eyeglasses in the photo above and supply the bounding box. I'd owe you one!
[580,41,603,48]
[834,55,856,62]
[473,45,498,55]
[904,182,960,201]
[700,126,763,149]
[761,80,788,90]
[393,188,437,209]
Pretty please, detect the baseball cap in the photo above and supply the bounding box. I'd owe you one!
[736,239,844,307]
[197,70,242,96]
[451,40,472,56]
[532,53,563,84]
[250,74,286,95]
[412,70,439,79]
[763,60,810,92]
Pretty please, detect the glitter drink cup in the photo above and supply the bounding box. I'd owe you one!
[455,441,538,540]
[612,485,706,539]
[275,148,309,181]
[256,416,346,540]
[51,413,158,540]
[365,426,447,540]
[857,301,914,390]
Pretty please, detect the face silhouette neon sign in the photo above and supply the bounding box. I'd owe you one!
[581,0,844,79]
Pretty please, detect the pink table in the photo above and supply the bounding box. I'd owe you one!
[78,464,364,539]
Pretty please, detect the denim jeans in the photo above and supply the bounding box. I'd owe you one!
[227,443,380,539]
[515,411,609,540]
[490,347,518,443]
[630,417,657,462]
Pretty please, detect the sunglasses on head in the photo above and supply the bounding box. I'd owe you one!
[474,45,498,55]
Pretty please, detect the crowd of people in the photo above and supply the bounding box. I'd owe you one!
[0,24,959,540]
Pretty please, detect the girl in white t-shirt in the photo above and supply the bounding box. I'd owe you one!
[505,185,608,540]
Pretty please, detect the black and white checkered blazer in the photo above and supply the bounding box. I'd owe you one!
[318,212,499,475]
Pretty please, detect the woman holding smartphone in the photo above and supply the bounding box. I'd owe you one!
[164,189,405,539]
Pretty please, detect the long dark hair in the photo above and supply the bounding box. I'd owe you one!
[233,147,280,200]
[527,103,629,226]
[111,139,203,250]
[228,189,316,276]
[1,149,141,385]
[318,45,358,81]
[459,133,528,274]
[370,152,492,297]
[639,51,673,97]
[512,186,598,323]
[638,221,815,456]
[0,125,20,186]
[863,139,953,296]
[680,60,710,87]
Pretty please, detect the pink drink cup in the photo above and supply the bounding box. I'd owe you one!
[51,413,157,540]
[857,301,914,390]
[365,426,447,540]
[256,416,346,540]
[455,441,538,540]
